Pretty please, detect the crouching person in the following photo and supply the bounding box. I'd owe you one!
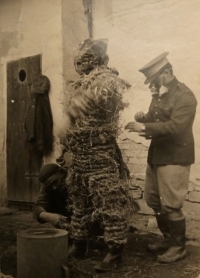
[33,163,72,230]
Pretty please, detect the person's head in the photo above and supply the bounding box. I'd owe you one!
[139,52,174,91]
[149,67,174,92]
[73,38,109,75]
[39,164,67,190]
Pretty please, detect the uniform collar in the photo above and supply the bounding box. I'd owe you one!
[165,76,178,90]
[158,77,178,97]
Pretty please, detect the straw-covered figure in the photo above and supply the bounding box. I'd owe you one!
[63,38,139,272]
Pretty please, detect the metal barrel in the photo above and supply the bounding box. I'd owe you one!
[17,228,68,278]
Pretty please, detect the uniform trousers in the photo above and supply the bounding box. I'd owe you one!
[144,164,190,220]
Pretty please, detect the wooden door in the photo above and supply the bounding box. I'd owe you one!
[7,55,43,207]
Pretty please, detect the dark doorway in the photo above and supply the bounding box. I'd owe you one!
[7,55,43,208]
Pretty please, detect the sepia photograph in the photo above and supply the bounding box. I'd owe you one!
[0,0,200,277]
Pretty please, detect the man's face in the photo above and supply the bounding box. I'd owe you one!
[149,71,167,92]
[43,173,61,191]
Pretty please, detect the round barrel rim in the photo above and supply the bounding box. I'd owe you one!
[17,228,68,239]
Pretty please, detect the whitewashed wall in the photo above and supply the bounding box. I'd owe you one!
[0,0,64,204]
[0,0,90,205]
[92,0,200,181]
[58,0,90,136]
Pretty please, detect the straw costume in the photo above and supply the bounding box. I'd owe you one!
[64,38,139,271]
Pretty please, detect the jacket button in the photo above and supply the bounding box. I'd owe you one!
[156,119,160,121]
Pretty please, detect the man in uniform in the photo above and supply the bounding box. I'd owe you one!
[125,52,197,263]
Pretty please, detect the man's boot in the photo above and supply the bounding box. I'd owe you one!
[68,240,87,259]
[147,213,171,252]
[157,217,186,263]
[94,243,123,272]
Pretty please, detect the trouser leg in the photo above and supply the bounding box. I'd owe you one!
[145,164,190,214]
[144,164,161,212]
[93,165,137,271]
[68,176,92,258]
[155,165,190,262]
[145,164,190,257]
[68,213,90,258]
[94,214,127,272]
[92,170,132,272]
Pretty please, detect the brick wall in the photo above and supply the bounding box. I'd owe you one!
[118,138,200,204]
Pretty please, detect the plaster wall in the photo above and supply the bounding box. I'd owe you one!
[59,0,90,136]
[62,0,90,82]
[92,0,200,182]
[0,0,63,204]
[0,0,91,205]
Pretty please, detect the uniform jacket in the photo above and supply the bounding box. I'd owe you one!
[138,77,197,165]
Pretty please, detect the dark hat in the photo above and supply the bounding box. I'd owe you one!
[39,163,60,183]
[139,52,171,84]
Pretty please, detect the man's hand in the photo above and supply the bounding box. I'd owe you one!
[48,213,69,229]
[125,122,144,132]
[39,212,69,229]
[134,111,146,122]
